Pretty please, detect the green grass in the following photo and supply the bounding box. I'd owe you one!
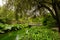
[0,26,60,40]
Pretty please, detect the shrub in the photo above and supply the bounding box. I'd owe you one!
[0,25,60,40]
[41,14,57,28]
[19,27,60,40]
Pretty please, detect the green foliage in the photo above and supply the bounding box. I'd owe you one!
[40,14,57,28]
[0,0,60,40]
[0,24,29,33]
[0,6,15,24]
[19,27,60,40]
[0,26,60,40]
[32,17,41,23]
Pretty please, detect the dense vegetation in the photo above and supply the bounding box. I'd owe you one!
[0,0,60,40]
[0,25,60,40]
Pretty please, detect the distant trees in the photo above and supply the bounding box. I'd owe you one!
[4,0,60,32]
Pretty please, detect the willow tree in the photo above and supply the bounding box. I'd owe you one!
[5,0,60,32]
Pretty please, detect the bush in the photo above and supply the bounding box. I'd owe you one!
[0,24,29,33]
[41,14,57,28]
[19,27,60,40]
[0,25,60,40]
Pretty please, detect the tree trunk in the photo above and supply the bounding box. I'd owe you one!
[58,24,60,32]
[52,0,60,32]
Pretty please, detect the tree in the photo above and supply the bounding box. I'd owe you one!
[33,0,60,32]
[5,0,60,32]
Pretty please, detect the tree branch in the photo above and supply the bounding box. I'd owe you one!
[39,4,56,19]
